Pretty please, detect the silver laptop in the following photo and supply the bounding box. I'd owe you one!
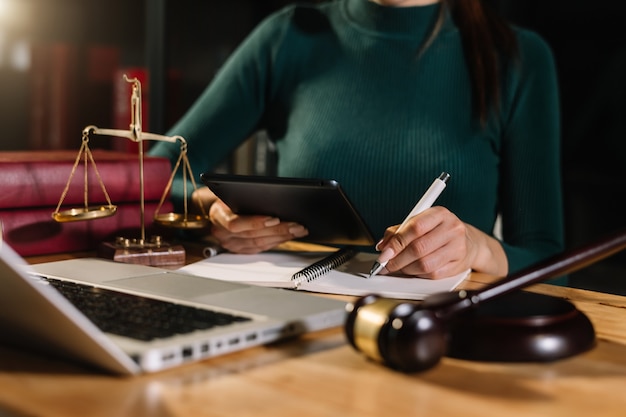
[0,243,347,375]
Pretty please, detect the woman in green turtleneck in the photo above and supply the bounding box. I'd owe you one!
[149,0,564,281]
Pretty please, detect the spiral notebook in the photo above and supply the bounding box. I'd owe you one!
[179,247,470,300]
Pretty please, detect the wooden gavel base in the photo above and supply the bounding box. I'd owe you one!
[446,291,596,362]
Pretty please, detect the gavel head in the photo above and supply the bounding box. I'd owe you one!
[344,293,449,372]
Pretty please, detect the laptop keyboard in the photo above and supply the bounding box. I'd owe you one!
[44,278,252,341]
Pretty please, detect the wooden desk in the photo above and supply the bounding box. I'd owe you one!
[1,253,625,417]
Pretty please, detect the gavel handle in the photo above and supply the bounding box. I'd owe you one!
[477,228,626,304]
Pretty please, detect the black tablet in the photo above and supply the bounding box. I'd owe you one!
[200,173,375,247]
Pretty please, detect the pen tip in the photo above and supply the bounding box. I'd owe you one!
[368,261,383,279]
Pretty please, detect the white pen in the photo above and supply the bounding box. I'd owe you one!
[368,172,450,278]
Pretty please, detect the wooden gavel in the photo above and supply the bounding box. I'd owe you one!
[345,228,626,372]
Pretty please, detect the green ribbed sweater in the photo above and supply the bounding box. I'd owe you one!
[150,0,564,275]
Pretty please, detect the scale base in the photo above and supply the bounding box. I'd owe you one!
[446,291,596,363]
[98,236,185,267]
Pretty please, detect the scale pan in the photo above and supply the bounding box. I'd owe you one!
[154,212,210,229]
[52,205,117,223]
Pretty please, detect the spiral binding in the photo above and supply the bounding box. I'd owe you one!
[291,246,358,287]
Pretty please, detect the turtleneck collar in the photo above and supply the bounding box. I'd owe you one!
[343,0,445,40]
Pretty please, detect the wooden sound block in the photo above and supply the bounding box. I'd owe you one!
[446,291,596,363]
[98,240,186,267]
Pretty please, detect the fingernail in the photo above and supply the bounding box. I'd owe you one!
[289,225,308,237]
[375,239,384,251]
[264,217,280,227]
[378,247,395,263]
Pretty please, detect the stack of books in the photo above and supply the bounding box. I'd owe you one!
[0,150,175,256]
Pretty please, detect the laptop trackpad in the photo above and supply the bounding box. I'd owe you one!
[109,273,247,299]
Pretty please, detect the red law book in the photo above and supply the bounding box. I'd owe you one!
[29,42,78,150]
[0,150,173,209]
[0,201,175,257]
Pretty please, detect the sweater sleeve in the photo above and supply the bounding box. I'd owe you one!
[148,8,293,206]
[498,29,565,274]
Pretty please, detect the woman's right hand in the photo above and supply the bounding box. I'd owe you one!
[208,198,309,254]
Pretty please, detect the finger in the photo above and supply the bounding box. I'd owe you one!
[216,226,305,254]
[209,199,280,233]
[221,234,297,254]
[216,220,308,240]
[380,210,441,263]
[393,226,468,278]
[191,187,218,212]
[211,221,309,253]
[398,256,465,280]
[384,208,458,273]
[375,225,400,251]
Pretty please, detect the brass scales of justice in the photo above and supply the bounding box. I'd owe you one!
[51,75,210,266]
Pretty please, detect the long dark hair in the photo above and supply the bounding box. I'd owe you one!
[426,0,519,126]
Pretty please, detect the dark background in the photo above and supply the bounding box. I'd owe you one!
[1,0,625,294]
